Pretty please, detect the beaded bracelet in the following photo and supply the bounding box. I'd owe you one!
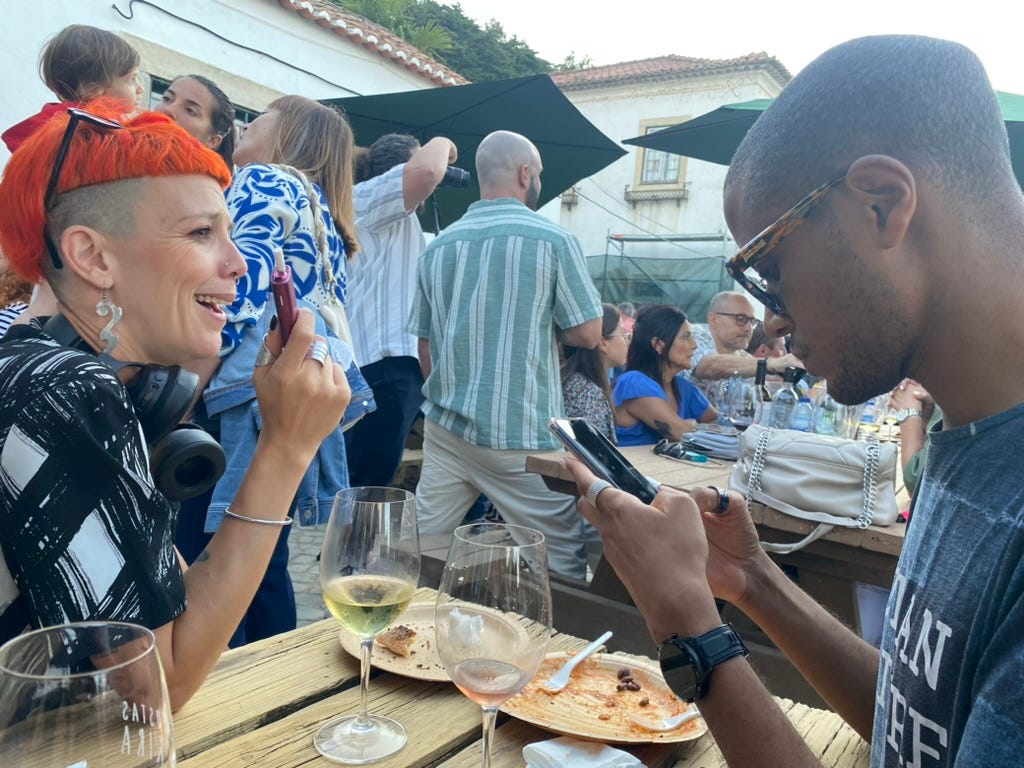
[224,508,293,527]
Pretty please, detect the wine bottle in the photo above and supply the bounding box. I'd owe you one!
[753,358,772,425]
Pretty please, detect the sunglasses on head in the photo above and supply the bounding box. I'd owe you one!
[44,108,124,270]
[725,174,846,317]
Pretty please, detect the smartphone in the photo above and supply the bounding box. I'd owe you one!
[271,249,299,345]
[548,417,660,504]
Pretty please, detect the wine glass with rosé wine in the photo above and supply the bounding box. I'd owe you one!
[435,523,552,768]
[315,487,420,764]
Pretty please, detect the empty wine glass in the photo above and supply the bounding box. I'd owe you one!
[0,621,174,767]
[435,523,552,768]
[315,487,420,764]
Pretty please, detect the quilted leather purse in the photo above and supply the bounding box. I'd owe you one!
[729,424,899,553]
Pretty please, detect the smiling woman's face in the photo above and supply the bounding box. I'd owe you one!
[100,175,245,364]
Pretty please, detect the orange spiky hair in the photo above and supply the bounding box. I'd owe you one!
[0,97,231,283]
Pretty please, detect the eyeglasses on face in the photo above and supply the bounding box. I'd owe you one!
[712,312,759,328]
[44,108,124,269]
[725,174,846,317]
[605,330,633,341]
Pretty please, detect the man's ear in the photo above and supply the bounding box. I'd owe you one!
[844,155,916,250]
[57,225,116,290]
[517,163,531,190]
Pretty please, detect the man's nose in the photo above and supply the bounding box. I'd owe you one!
[763,310,794,338]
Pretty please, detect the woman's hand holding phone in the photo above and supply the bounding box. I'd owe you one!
[253,309,350,467]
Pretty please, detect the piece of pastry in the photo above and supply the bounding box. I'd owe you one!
[376,624,417,657]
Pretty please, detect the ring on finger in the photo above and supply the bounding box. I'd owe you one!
[708,485,730,513]
[305,336,330,366]
[585,479,614,507]
[254,340,277,367]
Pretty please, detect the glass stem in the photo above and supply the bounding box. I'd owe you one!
[355,637,373,728]
[480,705,499,768]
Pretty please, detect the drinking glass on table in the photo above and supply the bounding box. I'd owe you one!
[0,621,174,767]
[315,487,420,764]
[435,523,552,768]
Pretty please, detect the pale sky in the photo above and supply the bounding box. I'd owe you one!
[455,0,1024,95]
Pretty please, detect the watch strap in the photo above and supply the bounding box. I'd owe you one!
[896,408,924,425]
[659,623,748,702]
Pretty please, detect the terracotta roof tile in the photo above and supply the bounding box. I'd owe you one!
[275,0,468,86]
[551,53,790,90]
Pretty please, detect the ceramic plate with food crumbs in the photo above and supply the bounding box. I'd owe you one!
[501,652,705,744]
[338,602,450,681]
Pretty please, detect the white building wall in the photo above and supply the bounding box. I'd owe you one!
[1,0,441,165]
[550,70,785,261]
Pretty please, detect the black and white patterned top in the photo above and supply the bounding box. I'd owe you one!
[0,323,186,644]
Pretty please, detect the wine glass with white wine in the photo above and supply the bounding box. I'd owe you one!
[0,621,174,767]
[315,487,420,764]
[435,523,552,768]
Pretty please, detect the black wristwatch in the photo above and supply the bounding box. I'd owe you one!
[658,623,749,702]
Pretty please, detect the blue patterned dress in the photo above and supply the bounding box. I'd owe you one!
[222,163,347,354]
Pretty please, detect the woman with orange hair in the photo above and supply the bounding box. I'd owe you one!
[0,102,350,710]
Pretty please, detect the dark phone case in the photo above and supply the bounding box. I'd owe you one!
[550,418,658,504]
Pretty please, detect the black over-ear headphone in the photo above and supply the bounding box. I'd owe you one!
[43,314,226,501]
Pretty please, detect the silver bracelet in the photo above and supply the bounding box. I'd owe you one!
[223,508,293,527]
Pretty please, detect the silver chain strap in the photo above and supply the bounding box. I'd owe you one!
[745,426,879,528]
[858,436,880,528]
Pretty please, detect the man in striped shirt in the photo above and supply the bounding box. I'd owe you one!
[407,130,602,580]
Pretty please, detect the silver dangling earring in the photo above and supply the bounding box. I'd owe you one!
[95,289,123,355]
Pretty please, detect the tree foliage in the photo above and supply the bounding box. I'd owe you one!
[331,0,553,82]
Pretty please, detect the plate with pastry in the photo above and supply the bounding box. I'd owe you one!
[338,601,450,681]
[501,651,706,744]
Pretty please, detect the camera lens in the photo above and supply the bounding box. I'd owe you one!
[440,166,471,188]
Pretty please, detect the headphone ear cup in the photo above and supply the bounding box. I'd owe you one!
[124,365,199,444]
[149,424,226,502]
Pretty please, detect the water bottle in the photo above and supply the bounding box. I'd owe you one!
[813,394,840,435]
[769,367,799,429]
[791,397,813,432]
[718,371,745,426]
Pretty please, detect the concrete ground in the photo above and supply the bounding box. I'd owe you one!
[288,522,330,627]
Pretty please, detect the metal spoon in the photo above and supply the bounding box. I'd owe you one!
[541,630,613,693]
[627,708,702,732]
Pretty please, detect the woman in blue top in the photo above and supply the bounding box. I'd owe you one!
[613,304,717,446]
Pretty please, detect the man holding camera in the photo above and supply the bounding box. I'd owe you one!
[408,130,602,580]
[344,134,458,488]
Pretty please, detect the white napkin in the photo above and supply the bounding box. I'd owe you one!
[523,736,646,768]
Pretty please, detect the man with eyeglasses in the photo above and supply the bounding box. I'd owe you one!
[562,34,1024,767]
[689,290,801,397]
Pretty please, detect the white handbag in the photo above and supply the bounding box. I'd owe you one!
[729,424,899,554]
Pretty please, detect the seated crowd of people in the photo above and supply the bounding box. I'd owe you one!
[0,23,1020,768]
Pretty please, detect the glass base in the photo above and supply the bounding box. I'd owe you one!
[313,713,407,764]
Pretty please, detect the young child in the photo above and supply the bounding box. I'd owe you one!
[3,24,142,152]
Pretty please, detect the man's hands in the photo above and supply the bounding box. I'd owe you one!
[564,456,773,640]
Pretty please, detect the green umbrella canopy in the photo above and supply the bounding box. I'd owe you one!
[623,93,1024,187]
[323,75,625,231]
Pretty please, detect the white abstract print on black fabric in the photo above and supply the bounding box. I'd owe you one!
[0,326,186,644]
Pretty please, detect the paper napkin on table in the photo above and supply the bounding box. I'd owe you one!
[523,736,646,767]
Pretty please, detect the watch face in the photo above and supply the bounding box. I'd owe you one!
[658,637,702,702]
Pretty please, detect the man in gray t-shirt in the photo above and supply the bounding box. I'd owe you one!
[558,35,1024,767]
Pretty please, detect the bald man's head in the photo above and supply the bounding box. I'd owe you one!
[476,131,542,207]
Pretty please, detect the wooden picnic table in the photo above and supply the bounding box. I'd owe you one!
[526,446,907,706]
[172,586,868,767]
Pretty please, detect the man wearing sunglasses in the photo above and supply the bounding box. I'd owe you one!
[564,34,1024,767]
[688,290,801,398]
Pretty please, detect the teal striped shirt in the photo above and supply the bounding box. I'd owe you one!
[408,198,602,449]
